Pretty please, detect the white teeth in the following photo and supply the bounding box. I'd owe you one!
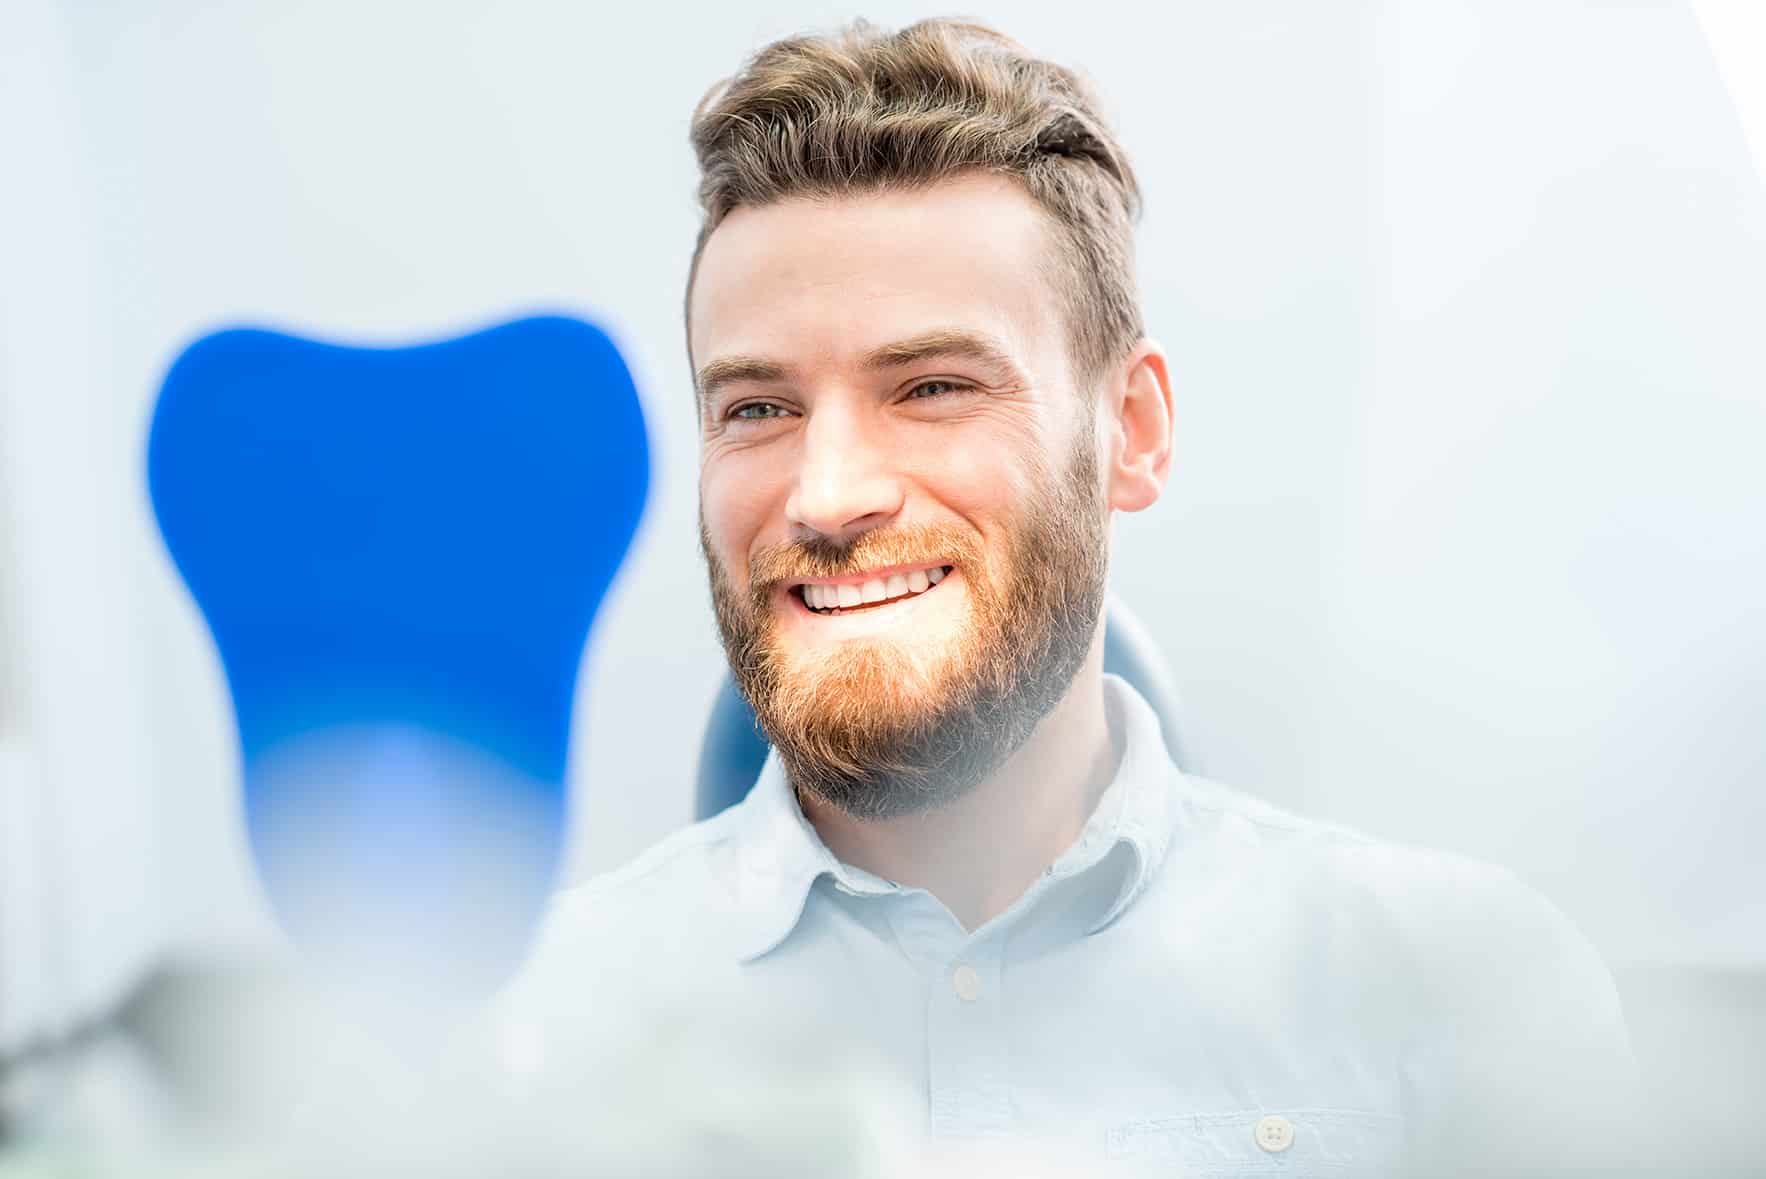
[805,566,952,613]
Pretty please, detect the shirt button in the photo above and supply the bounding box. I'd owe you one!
[951,963,983,1001]
[1254,1114,1295,1153]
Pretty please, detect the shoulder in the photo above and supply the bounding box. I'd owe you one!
[1162,785,1640,1159]
[1159,772,1634,1134]
[486,804,759,1053]
[558,806,746,913]
[1164,771,1614,996]
[525,802,751,965]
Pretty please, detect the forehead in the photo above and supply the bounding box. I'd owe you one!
[688,173,1067,381]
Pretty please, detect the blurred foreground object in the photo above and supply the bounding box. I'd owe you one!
[146,315,648,998]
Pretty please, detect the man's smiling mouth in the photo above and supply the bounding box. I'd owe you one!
[792,564,954,615]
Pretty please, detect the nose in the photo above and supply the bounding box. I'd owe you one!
[784,400,905,543]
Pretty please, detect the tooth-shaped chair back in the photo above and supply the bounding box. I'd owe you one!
[147,316,648,998]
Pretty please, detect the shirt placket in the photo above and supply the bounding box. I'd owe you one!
[927,934,1010,1138]
[882,891,1016,1140]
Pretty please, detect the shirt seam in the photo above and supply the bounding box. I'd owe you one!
[560,819,744,904]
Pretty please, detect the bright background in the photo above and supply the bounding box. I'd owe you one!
[2,0,1762,1151]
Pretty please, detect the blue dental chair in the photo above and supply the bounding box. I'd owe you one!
[695,595,1194,819]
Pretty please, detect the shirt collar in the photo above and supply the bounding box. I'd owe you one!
[1081,673,1182,932]
[728,674,1183,962]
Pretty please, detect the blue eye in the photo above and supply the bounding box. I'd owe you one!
[731,402,788,420]
[907,380,969,400]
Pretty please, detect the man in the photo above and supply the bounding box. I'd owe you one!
[497,18,1635,1175]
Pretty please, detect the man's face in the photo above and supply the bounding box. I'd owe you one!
[690,174,1109,818]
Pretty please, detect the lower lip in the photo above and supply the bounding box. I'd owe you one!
[786,568,956,620]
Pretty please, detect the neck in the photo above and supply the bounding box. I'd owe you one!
[799,631,1120,931]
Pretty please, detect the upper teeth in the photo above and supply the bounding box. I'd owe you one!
[803,566,947,611]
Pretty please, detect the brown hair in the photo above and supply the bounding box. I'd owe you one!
[686,17,1144,388]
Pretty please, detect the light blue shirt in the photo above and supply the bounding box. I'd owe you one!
[498,676,1635,1175]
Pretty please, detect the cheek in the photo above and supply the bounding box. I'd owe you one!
[701,453,789,562]
[914,431,1047,524]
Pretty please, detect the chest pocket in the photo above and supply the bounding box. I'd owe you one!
[1105,1108,1403,1176]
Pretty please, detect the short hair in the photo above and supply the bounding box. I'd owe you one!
[686,17,1144,388]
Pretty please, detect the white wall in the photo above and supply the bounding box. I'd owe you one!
[2,0,1762,1052]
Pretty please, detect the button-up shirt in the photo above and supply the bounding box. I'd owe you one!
[496,676,1636,1176]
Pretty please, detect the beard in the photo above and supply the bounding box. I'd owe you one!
[702,437,1108,820]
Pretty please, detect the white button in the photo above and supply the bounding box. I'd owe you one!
[1254,1114,1295,1153]
[951,963,983,1001]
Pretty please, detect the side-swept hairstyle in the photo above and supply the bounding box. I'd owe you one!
[686,17,1144,388]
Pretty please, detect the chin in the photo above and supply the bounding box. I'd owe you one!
[774,631,966,730]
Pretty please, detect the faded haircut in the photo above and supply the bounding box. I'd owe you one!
[685,17,1145,389]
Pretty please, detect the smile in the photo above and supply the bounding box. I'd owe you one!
[792,564,953,615]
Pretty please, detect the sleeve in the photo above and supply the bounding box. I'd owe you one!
[1392,860,1642,1176]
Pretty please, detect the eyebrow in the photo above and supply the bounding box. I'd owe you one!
[694,355,790,408]
[858,329,1022,380]
[694,328,1024,410]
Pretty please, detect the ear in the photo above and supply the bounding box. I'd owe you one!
[1101,340,1173,513]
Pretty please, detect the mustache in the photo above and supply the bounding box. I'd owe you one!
[747,525,982,591]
